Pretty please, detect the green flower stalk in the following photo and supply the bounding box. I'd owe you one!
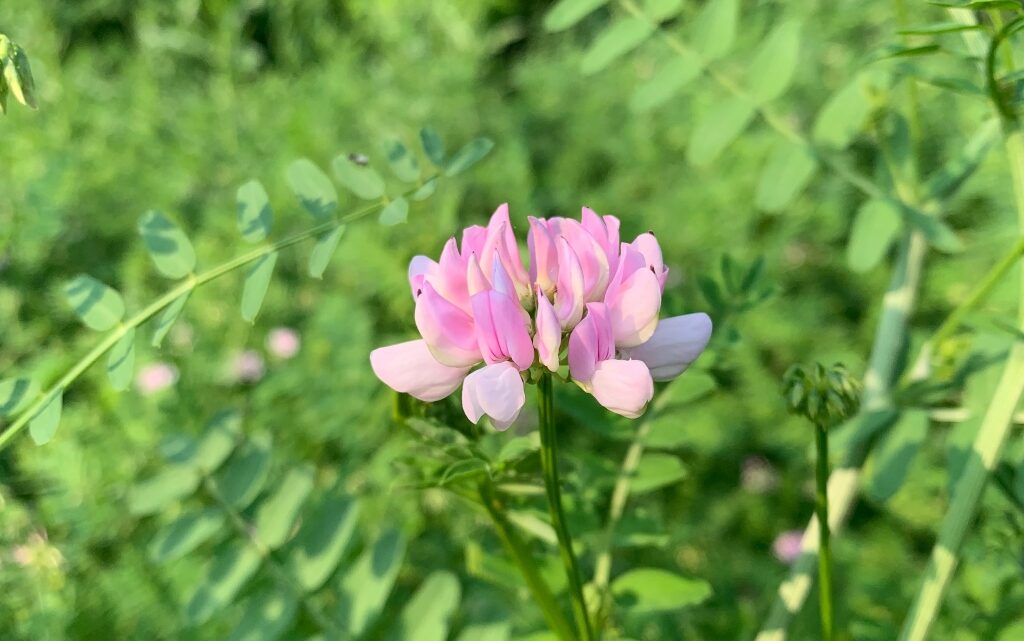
[782,363,862,641]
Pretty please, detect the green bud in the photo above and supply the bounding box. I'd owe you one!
[782,362,862,429]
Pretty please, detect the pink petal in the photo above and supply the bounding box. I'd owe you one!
[467,253,489,296]
[534,291,561,372]
[631,232,668,289]
[590,359,654,419]
[528,216,558,294]
[435,237,471,312]
[461,225,488,259]
[471,289,534,371]
[462,362,526,430]
[408,255,438,299]
[622,313,712,381]
[370,339,469,402]
[484,204,530,291]
[567,302,614,384]
[414,282,481,367]
[554,237,585,330]
[581,207,621,272]
[605,250,662,348]
[559,218,610,302]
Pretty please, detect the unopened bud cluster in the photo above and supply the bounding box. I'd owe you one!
[782,363,861,430]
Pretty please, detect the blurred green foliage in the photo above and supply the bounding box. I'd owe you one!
[2,1,1024,640]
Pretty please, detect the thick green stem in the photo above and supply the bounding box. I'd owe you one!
[478,480,577,641]
[814,425,834,641]
[538,373,593,641]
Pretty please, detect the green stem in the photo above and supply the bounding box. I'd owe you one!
[0,178,436,452]
[478,480,577,641]
[815,424,834,641]
[538,372,593,641]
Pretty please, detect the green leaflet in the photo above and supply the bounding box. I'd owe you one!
[308,225,346,278]
[866,410,930,502]
[686,97,756,166]
[241,251,278,323]
[611,568,712,614]
[755,140,817,212]
[213,433,273,510]
[0,377,40,417]
[386,140,421,182]
[846,199,903,273]
[107,328,136,391]
[64,275,126,331]
[148,507,226,562]
[629,54,702,113]
[813,79,870,149]
[287,158,338,219]
[747,20,802,103]
[236,180,273,243]
[337,529,407,637]
[630,453,688,494]
[253,464,315,549]
[333,154,386,200]
[28,389,63,446]
[379,197,409,226]
[691,0,739,61]
[581,17,654,75]
[185,541,262,626]
[544,0,609,32]
[287,489,360,591]
[138,210,197,279]
[225,590,298,641]
[390,571,461,641]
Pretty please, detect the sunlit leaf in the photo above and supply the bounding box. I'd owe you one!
[747,20,802,103]
[379,197,409,226]
[148,507,226,562]
[3,43,36,109]
[138,210,197,279]
[692,0,739,61]
[629,54,702,113]
[254,464,315,549]
[686,97,756,166]
[445,138,495,176]
[846,199,902,273]
[241,251,277,323]
[0,377,39,417]
[386,140,421,182]
[866,410,930,502]
[420,128,446,166]
[630,453,688,494]
[544,0,609,31]
[64,275,126,331]
[755,140,817,212]
[151,292,190,347]
[128,465,201,515]
[644,0,683,21]
[28,390,62,446]
[337,529,407,637]
[611,568,712,614]
[287,489,360,591]
[581,17,655,75]
[392,571,461,641]
[333,155,386,200]
[236,180,273,243]
[213,433,272,510]
[287,159,338,219]
[107,328,136,391]
[185,541,262,625]
[308,225,346,279]
[813,79,870,149]
[456,622,511,641]
[226,590,298,641]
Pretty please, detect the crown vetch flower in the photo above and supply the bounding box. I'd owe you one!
[370,204,713,429]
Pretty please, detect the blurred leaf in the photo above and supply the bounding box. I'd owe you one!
[903,208,963,253]
[333,155,386,200]
[308,225,346,278]
[544,0,609,32]
[106,328,136,391]
[922,119,999,202]
[128,466,201,516]
[897,22,984,35]
[660,371,717,406]
[747,20,802,103]
[287,159,338,219]
[692,0,739,61]
[866,410,930,502]
[2,44,36,109]
[226,590,298,641]
[185,541,262,626]
[386,140,421,182]
[846,199,902,273]
[379,197,410,226]
[631,453,688,494]
[241,252,278,323]
[213,433,272,509]
[413,177,438,201]
[611,568,712,614]
[686,97,756,166]
[64,275,126,331]
[236,180,273,243]
[644,0,683,21]
[457,622,511,641]
[629,54,702,113]
[287,489,360,591]
[167,409,242,473]
[151,292,190,347]
[337,529,407,637]
[756,140,817,212]
[420,128,446,166]
[445,138,495,176]
[391,571,461,641]
[508,510,557,545]
[496,433,541,465]
[254,464,315,549]
[872,43,942,60]
[581,18,654,75]
[814,79,870,149]
[148,507,226,562]
[0,377,39,416]
[928,0,1019,7]
[138,210,198,279]
[28,390,62,446]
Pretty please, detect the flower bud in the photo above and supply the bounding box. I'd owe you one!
[781,362,861,429]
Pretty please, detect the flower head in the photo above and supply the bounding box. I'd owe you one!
[267,327,301,360]
[136,362,179,395]
[772,529,805,564]
[370,204,712,429]
[229,350,265,383]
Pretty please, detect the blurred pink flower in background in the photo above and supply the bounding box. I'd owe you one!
[772,530,805,564]
[741,455,780,494]
[135,362,179,395]
[230,350,265,383]
[10,531,63,570]
[267,327,301,359]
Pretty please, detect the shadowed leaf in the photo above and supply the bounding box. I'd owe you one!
[847,199,902,273]
[756,140,817,212]
[630,54,702,113]
[148,507,226,562]
[333,155,386,200]
[420,128,446,166]
[581,17,654,75]
[107,328,136,391]
[254,464,315,549]
[226,590,298,641]
[687,97,756,166]
[445,138,494,176]
[337,529,407,637]
[213,433,272,510]
[241,252,277,323]
[0,378,39,417]
[386,140,421,182]
[692,0,739,60]
[151,292,190,347]
[28,390,62,446]
[544,0,609,32]
[379,197,409,226]
[64,275,126,331]
[287,159,338,219]
[236,180,273,243]
[128,465,201,515]
[138,211,197,279]
[287,488,360,591]
[185,541,262,626]
[612,568,712,614]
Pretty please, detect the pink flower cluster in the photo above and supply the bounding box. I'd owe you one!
[370,205,712,429]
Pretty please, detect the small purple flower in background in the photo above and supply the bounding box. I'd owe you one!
[773,529,805,564]
[136,362,179,395]
[741,455,779,494]
[267,327,301,360]
[230,350,265,383]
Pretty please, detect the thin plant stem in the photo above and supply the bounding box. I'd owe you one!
[814,424,834,641]
[0,177,437,452]
[538,372,594,641]
[477,480,577,641]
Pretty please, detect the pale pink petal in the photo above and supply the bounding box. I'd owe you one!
[534,291,561,372]
[567,303,614,384]
[554,237,585,330]
[631,232,668,289]
[461,225,488,259]
[590,359,654,419]
[605,261,662,348]
[581,207,621,272]
[559,218,610,301]
[462,362,526,430]
[414,282,481,367]
[370,339,469,401]
[484,204,530,292]
[471,289,534,371]
[622,313,712,381]
[528,216,558,294]
[466,253,489,296]
[408,255,438,299]
[435,237,471,312]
